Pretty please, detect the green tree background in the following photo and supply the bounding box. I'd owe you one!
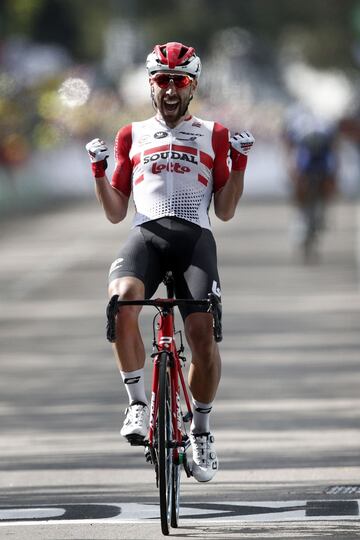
[0,0,358,68]
[0,0,359,207]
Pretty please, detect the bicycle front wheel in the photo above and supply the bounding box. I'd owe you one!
[171,463,181,527]
[157,351,174,536]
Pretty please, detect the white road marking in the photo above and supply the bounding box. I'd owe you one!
[0,500,359,526]
[0,508,65,520]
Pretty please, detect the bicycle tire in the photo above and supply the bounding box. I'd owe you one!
[158,351,173,535]
[171,463,180,527]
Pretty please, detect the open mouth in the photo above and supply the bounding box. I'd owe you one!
[163,100,180,113]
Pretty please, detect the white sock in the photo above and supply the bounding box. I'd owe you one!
[191,398,213,434]
[120,368,148,405]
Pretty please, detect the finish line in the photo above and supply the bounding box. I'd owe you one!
[0,500,359,525]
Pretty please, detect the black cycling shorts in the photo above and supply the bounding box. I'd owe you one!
[108,217,221,319]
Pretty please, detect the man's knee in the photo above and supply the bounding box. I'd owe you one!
[185,313,215,358]
[108,277,144,327]
[108,276,144,300]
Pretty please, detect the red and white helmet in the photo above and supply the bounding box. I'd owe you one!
[146,42,201,79]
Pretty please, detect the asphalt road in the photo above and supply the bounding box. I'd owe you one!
[0,198,359,539]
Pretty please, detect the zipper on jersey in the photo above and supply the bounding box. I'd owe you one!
[167,129,174,209]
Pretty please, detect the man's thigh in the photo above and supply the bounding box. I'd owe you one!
[108,226,164,298]
[174,228,221,320]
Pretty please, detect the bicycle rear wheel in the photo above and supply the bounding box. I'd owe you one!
[157,351,174,536]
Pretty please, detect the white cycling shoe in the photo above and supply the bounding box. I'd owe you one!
[190,431,219,482]
[120,401,150,442]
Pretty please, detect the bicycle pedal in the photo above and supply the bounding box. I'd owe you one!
[144,447,153,463]
[126,434,147,446]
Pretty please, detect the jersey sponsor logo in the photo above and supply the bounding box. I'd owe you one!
[154,131,168,139]
[152,162,191,174]
[177,130,203,138]
[175,130,203,141]
[176,136,198,141]
[179,131,203,136]
[143,151,198,165]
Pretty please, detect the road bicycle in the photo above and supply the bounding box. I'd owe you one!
[106,271,222,536]
[298,171,328,262]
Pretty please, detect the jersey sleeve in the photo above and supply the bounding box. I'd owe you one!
[111,124,133,197]
[212,122,230,192]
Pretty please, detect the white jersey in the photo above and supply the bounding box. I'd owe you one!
[111,114,230,230]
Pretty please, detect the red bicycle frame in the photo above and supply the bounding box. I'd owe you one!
[148,305,192,459]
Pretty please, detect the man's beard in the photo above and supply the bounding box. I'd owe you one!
[153,94,192,124]
[179,95,192,116]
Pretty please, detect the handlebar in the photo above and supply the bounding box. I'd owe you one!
[106,294,222,343]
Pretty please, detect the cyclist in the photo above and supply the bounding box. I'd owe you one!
[86,42,254,482]
[283,106,337,256]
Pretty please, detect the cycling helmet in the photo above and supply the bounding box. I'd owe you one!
[146,42,201,79]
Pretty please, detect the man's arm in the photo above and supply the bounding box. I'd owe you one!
[85,135,131,224]
[214,169,245,221]
[214,131,255,221]
[94,174,129,224]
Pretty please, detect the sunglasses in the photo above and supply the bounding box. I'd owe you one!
[152,73,193,89]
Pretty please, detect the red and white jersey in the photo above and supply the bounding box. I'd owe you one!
[111,114,230,229]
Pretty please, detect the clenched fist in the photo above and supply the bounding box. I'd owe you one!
[230,131,255,155]
[229,130,255,171]
[86,138,109,178]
